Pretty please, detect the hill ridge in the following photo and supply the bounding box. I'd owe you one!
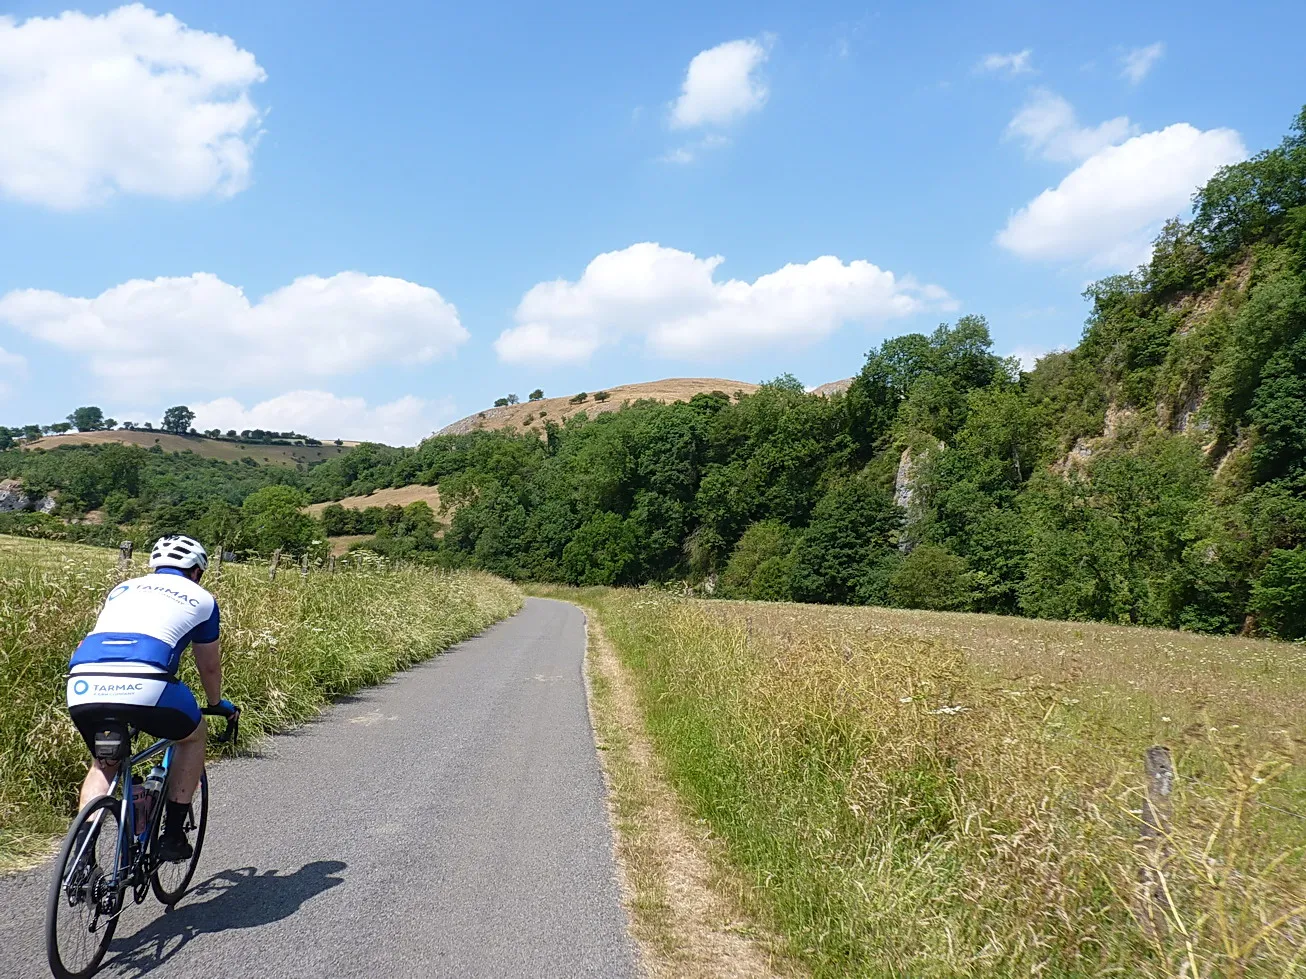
[438,377,764,436]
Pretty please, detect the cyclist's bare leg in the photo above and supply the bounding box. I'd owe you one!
[78,758,119,810]
[168,717,207,805]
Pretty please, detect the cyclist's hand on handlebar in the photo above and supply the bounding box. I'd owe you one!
[202,700,241,744]
[205,698,238,718]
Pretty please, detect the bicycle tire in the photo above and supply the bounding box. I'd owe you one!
[46,796,122,979]
[150,768,208,906]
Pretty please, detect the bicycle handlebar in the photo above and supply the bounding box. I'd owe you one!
[200,704,241,744]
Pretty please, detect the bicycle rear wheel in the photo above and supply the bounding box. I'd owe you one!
[150,769,208,906]
[46,796,122,979]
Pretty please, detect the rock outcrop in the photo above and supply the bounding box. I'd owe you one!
[0,479,56,514]
[894,441,941,551]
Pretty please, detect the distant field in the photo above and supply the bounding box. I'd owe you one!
[306,484,443,516]
[438,378,762,436]
[327,534,373,556]
[539,587,1306,978]
[25,430,360,468]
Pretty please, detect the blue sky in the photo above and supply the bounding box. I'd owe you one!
[1,0,1303,444]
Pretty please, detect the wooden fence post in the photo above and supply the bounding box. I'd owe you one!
[328,554,336,574]
[269,549,281,581]
[1135,745,1175,938]
[117,540,133,570]
[300,553,309,577]
[212,543,224,580]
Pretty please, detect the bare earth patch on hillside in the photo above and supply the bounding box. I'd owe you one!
[306,484,443,516]
[25,430,359,468]
[439,378,762,437]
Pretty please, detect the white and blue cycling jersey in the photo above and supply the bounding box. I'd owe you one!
[70,568,220,677]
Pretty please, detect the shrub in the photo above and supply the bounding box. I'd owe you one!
[887,543,972,610]
[1251,546,1306,638]
[720,520,795,600]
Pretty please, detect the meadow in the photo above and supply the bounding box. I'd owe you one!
[0,536,521,868]
[544,587,1306,979]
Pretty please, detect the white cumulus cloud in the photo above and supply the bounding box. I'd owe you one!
[978,49,1033,76]
[1121,42,1165,84]
[494,243,955,365]
[997,123,1246,267]
[0,4,266,209]
[1006,89,1135,163]
[0,346,27,398]
[0,271,468,391]
[190,391,455,447]
[670,38,770,129]
[1008,346,1068,372]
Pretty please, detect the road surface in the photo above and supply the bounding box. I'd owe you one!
[0,598,640,978]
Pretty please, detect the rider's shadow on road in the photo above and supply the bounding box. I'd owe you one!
[103,860,347,977]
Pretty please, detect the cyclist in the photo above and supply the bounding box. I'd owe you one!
[66,535,236,862]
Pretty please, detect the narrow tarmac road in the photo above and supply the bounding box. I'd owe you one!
[0,598,640,979]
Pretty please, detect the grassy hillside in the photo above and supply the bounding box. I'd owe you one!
[438,378,761,436]
[26,429,359,468]
[549,587,1304,978]
[0,536,521,867]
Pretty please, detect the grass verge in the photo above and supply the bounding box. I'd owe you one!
[540,587,1305,979]
[537,588,800,978]
[0,536,521,869]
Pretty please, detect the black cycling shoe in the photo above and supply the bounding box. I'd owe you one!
[156,834,193,863]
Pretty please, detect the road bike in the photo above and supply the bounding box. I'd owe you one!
[44,705,240,979]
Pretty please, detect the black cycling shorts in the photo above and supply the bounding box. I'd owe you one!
[70,702,200,758]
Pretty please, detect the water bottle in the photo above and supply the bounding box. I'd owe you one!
[132,782,152,835]
[134,766,165,835]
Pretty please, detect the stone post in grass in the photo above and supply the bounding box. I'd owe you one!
[1135,745,1175,939]
[269,548,281,581]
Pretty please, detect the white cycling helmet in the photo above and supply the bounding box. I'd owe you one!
[148,534,209,572]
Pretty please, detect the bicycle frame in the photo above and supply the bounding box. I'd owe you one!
[66,733,176,902]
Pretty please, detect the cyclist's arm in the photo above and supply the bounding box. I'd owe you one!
[194,639,222,707]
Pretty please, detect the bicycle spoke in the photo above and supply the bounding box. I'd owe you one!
[47,797,122,979]
[152,770,209,906]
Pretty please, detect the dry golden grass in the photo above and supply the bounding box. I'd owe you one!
[26,430,360,468]
[305,484,443,516]
[545,588,1306,979]
[438,378,762,437]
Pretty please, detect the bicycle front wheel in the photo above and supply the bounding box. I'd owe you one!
[150,769,208,906]
[46,795,122,979]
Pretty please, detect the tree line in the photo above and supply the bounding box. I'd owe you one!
[1,404,334,447]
